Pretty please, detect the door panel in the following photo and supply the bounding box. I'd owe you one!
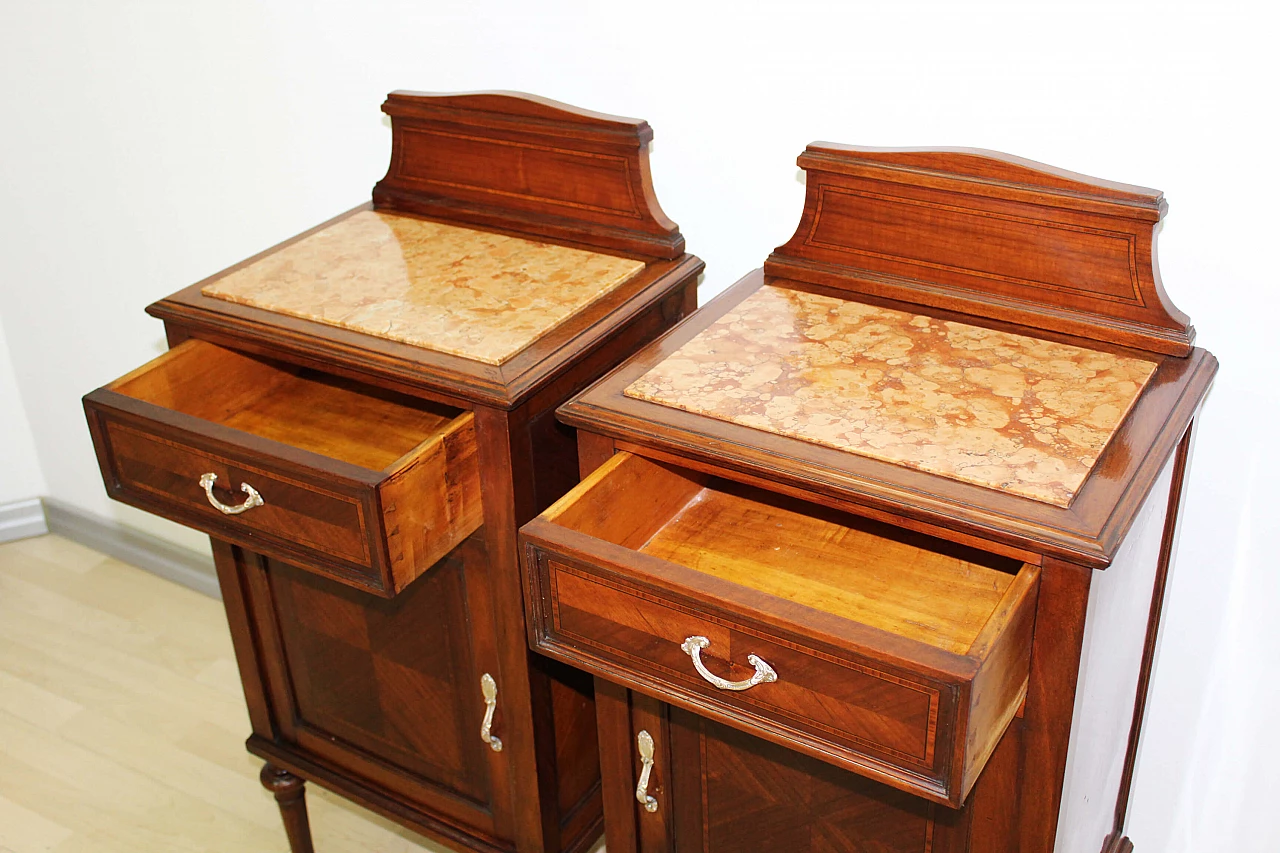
[665,707,972,853]
[262,535,501,833]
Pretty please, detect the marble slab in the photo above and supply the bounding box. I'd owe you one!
[201,210,646,365]
[625,285,1158,507]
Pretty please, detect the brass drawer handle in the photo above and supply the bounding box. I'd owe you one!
[680,636,777,691]
[199,473,264,515]
[635,730,658,813]
[480,673,502,752]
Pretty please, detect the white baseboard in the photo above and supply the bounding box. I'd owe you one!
[0,498,49,543]
[42,499,221,600]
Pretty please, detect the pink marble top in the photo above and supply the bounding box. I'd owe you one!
[202,211,646,365]
[625,285,1157,507]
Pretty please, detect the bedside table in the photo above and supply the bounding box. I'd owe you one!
[519,146,1215,853]
[84,90,703,853]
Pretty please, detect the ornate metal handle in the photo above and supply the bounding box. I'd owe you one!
[635,730,658,813]
[480,673,502,752]
[199,473,264,515]
[680,636,777,691]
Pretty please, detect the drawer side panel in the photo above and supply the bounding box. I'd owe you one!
[379,412,483,590]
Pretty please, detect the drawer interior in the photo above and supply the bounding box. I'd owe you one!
[112,340,463,471]
[546,452,1024,655]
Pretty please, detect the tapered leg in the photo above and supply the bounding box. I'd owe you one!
[259,763,315,853]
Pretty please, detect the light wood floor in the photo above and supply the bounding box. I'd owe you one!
[0,534,456,853]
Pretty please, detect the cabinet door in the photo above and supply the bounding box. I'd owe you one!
[600,683,971,853]
[233,532,512,841]
[667,708,971,853]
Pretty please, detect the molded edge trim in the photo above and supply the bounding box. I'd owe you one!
[0,497,48,544]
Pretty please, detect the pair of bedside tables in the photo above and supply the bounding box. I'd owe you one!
[85,91,1215,853]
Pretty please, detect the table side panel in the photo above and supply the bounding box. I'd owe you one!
[1054,458,1176,852]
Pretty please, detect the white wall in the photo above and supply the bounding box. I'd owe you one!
[0,318,47,505]
[0,2,1273,850]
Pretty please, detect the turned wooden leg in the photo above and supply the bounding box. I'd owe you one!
[259,763,315,853]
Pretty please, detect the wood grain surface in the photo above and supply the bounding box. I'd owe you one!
[112,339,457,470]
[767,145,1192,355]
[374,91,684,260]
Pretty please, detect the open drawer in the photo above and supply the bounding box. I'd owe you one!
[520,452,1038,807]
[84,339,481,596]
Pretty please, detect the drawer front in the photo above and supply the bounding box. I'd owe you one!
[93,410,381,586]
[529,547,960,801]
